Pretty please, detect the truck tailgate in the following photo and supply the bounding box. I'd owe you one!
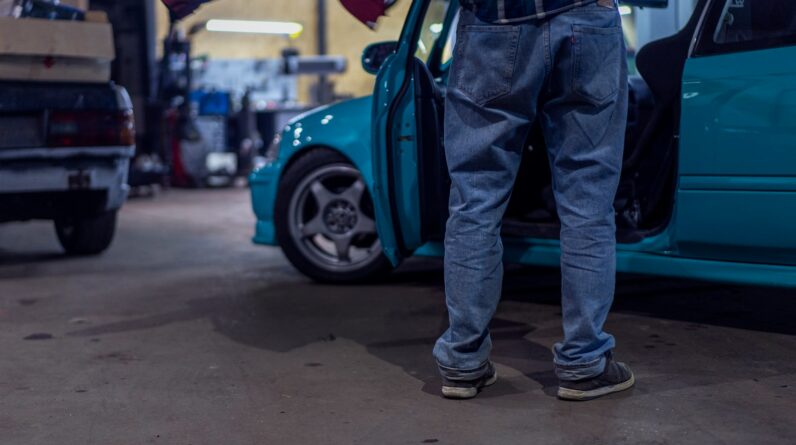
[0,113,45,149]
[0,81,119,113]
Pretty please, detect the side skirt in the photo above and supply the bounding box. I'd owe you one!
[414,241,796,289]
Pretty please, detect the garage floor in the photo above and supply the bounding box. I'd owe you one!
[1,189,795,444]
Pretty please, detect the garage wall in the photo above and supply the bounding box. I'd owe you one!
[155,0,411,103]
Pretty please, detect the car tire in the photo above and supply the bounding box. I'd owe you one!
[275,148,394,283]
[55,210,117,256]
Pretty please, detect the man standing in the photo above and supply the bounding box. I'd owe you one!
[433,0,634,401]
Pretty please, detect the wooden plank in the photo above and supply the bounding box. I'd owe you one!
[85,11,108,23]
[0,17,114,61]
[60,0,90,11]
[0,55,110,83]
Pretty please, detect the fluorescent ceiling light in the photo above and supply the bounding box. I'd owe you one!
[206,19,304,37]
[619,5,632,15]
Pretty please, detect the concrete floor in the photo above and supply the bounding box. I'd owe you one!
[1,189,795,445]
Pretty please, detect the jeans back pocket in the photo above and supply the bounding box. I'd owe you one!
[452,25,520,106]
[572,24,623,105]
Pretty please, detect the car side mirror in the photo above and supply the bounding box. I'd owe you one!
[362,41,398,75]
[621,0,668,7]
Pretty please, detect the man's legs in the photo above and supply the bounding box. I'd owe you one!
[432,9,546,387]
[541,3,628,381]
[434,2,633,400]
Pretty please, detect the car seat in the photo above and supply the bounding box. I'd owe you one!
[616,0,710,231]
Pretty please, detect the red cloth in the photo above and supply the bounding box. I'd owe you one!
[161,0,213,20]
[339,0,390,29]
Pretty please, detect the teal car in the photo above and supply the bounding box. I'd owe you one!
[250,0,796,286]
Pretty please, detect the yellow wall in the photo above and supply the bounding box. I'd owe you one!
[155,0,411,103]
[325,1,410,98]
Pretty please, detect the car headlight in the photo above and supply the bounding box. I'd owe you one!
[264,132,282,161]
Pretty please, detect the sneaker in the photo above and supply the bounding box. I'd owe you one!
[441,362,498,399]
[557,356,635,401]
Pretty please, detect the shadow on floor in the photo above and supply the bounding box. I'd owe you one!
[0,249,65,267]
[65,259,796,395]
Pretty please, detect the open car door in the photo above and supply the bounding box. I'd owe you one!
[675,0,796,265]
[370,0,456,264]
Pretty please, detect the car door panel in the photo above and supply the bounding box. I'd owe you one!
[677,44,796,264]
[371,0,453,264]
[371,48,412,264]
[679,48,796,176]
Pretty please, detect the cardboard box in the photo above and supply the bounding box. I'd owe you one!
[0,17,114,83]
[60,0,90,11]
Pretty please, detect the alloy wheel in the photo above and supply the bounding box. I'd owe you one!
[287,164,382,272]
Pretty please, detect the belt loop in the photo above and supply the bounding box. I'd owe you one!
[534,0,546,19]
[497,0,506,21]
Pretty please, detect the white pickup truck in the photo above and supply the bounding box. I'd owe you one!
[0,81,135,255]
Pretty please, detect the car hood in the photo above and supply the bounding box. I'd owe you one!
[286,95,373,134]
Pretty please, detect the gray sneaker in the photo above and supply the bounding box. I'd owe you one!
[557,356,635,401]
[441,361,497,399]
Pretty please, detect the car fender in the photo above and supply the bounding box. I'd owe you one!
[278,96,374,178]
[249,96,374,245]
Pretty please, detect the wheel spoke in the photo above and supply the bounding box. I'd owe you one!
[339,178,366,205]
[300,214,326,237]
[309,180,336,208]
[333,236,352,262]
[354,214,376,235]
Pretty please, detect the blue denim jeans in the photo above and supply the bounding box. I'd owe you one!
[433,2,628,382]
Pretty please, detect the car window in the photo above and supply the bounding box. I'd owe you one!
[440,10,459,66]
[695,0,796,56]
[714,0,796,44]
[415,0,451,61]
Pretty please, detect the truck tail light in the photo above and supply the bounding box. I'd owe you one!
[47,110,135,147]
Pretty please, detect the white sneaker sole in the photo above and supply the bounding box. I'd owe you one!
[557,372,635,401]
[441,371,498,399]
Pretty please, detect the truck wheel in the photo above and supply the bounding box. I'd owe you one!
[275,149,394,283]
[55,211,117,255]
